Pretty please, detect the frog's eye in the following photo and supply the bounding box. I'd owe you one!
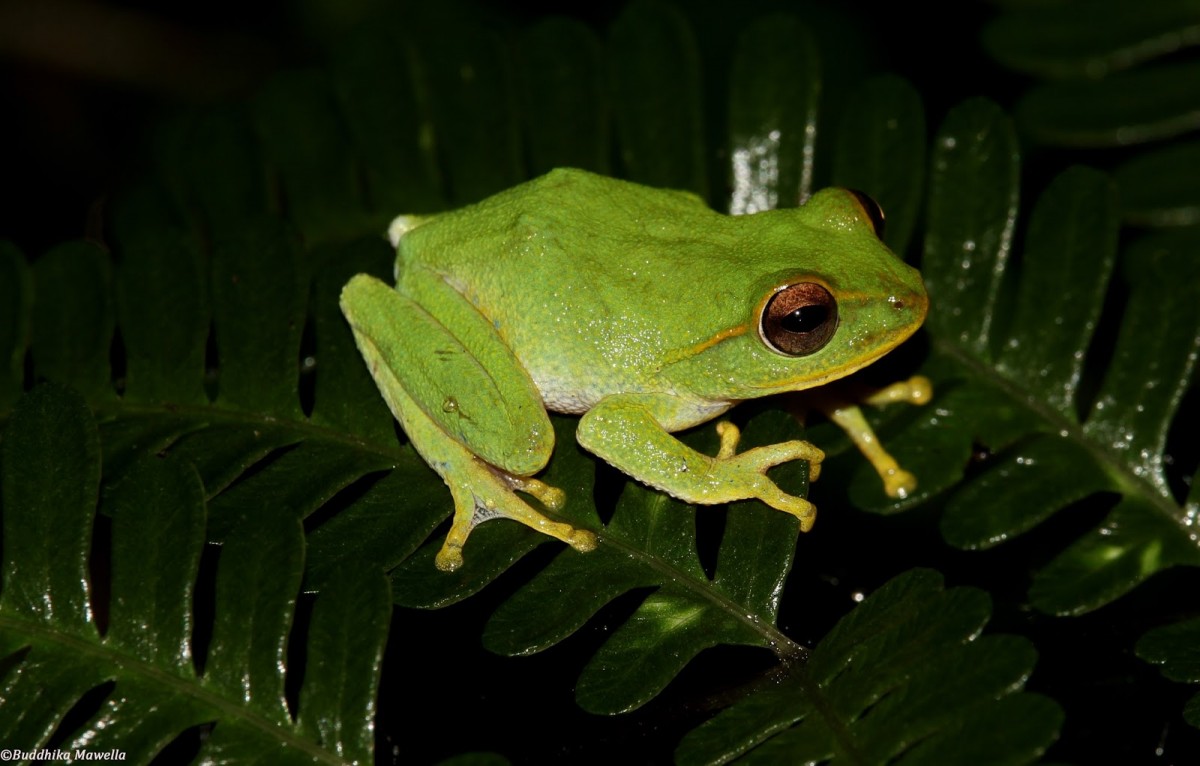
[845,189,886,239]
[760,283,839,356]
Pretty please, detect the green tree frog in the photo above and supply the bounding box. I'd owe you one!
[340,169,929,571]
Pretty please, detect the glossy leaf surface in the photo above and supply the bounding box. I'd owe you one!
[1138,615,1200,729]
[983,0,1200,78]
[675,570,1060,764]
[0,385,390,762]
[868,106,1200,616]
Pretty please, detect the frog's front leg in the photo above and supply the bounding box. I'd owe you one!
[577,394,823,530]
[340,274,596,570]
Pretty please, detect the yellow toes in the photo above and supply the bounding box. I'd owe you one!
[568,529,599,553]
[863,374,933,407]
[883,468,918,499]
[435,542,464,572]
[770,492,817,531]
[507,475,567,510]
[715,421,741,459]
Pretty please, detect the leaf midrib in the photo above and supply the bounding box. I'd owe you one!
[96,399,810,657]
[31,397,812,670]
[599,493,808,661]
[89,400,405,463]
[935,336,1194,538]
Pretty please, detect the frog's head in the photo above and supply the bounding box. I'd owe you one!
[665,188,928,400]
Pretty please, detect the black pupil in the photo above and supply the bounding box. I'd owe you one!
[782,304,829,334]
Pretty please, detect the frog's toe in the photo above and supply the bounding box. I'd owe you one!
[735,440,825,475]
[760,489,817,532]
[568,529,599,553]
[507,475,566,510]
[715,421,742,459]
[906,375,933,405]
[435,542,465,572]
[883,468,917,499]
[863,374,933,407]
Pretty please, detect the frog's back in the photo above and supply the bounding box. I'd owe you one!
[398,169,711,271]
[389,170,755,411]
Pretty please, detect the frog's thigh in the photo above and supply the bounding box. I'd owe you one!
[361,363,591,570]
[340,273,552,476]
[341,275,593,570]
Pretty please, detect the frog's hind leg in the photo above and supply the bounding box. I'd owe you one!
[352,355,594,571]
[341,274,596,570]
[810,375,931,499]
[440,465,595,571]
[407,400,596,571]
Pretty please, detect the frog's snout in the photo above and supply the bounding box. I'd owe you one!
[888,278,930,329]
[888,290,928,322]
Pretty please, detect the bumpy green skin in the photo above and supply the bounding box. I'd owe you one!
[340,168,927,570]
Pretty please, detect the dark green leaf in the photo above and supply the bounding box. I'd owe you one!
[727,14,819,213]
[941,434,1112,549]
[113,214,209,406]
[438,754,511,766]
[994,166,1118,414]
[831,75,926,256]
[983,0,1200,79]
[333,25,444,218]
[1030,496,1200,615]
[0,241,31,409]
[0,384,99,631]
[923,99,1019,359]
[105,454,205,670]
[253,69,370,244]
[676,570,1060,765]
[1083,230,1200,498]
[297,568,391,763]
[518,18,610,176]
[416,20,524,204]
[309,238,397,444]
[207,439,394,539]
[304,466,448,593]
[575,585,771,715]
[478,411,808,715]
[30,242,115,401]
[891,125,1200,615]
[0,386,387,762]
[609,0,706,195]
[169,422,299,499]
[1016,61,1200,147]
[1137,617,1200,729]
[1115,139,1200,226]
[96,412,198,482]
[0,652,112,750]
[391,520,547,608]
[895,694,1064,766]
[205,511,303,724]
[177,106,272,238]
[209,218,306,418]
